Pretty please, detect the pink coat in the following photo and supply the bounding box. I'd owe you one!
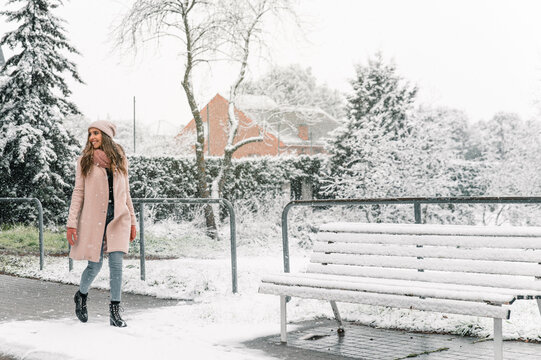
[67,156,137,262]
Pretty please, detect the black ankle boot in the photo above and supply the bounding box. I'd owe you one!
[109,302,127,327]
[74,291,88,323]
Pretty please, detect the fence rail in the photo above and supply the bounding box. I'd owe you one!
[67,197,239,293]
[280,196,541,274]
[132,198,238,294]
[0,197,44,270]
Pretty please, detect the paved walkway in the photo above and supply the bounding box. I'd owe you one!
[0,274,182,322]
[244,319,541,359]
[1,274,540,359]
[0,274,183,360]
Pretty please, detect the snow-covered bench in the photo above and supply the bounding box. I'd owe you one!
[259,222,541,360]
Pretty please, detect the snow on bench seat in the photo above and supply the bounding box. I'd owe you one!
[307,263,541,292]
[264,272,541,299]
[261,273,516,304]
[319,222,541,237]
[260,283,511,319]
[310,253,541,276]
[313,242,541,262]
[316,232,541,249]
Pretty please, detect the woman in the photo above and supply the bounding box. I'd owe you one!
[66,120,137,327]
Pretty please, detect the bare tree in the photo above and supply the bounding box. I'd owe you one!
[115,0,297,237]
[210,0,296,198]
[115,0,223,236]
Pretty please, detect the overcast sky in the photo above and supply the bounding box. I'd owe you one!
[2,0,541,133]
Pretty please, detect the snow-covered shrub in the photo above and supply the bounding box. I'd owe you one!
[219,154,326,202]
[233,192,289,248]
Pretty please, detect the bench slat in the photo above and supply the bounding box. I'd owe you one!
[273,272,541,298]
[316,232,541,250]
[307,263,541,291]
[261,274,515,304]
[313,242,541,263]
[320,222,541,237]
[310,253,541,276]
[259,283,511,319]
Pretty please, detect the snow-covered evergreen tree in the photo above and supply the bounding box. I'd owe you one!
[0,0,83,225]
[471,113,541,225]
[346,52,417,137]
[323,53,417,200]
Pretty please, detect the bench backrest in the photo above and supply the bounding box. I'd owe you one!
[310,223,541,294]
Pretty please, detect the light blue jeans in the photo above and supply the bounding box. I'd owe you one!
[79,203,124,302]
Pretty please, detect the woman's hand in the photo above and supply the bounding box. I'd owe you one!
[130,225,137,242]
[67,227,77,246]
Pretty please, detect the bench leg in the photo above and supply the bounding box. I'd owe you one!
[494,318,503,360]
[330,300,345,335]
[280,295,287,343]
[537,299,541,316]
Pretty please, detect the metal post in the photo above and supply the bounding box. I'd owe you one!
[132,198,238,293]
[309,127,313,155]
[139,203,145,281]
[206,104,210,155]
[221,199,238,294]
[281,203,292,274]
[414,202,421,224]
[330,300,344,329]
[133,96,136,153]
[0,198,44,271]
[494,318,503,360]
[280,295,287,343]
[34,198,44,270]
[277,123,281,155]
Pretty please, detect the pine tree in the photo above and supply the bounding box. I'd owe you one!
[0,0,83,225]
[323,53,417,199]
[346,52,417,137]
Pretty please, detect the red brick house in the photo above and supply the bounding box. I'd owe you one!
[178,93,340,158]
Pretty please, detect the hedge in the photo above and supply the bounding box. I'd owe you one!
[126,154,325,221]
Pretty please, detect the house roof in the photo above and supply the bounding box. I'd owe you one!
[237,94,278,110]
[237,94,340,146]
[179,93,340,148]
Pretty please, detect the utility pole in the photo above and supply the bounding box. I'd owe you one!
[277,123,281,155]
[309,126,313,155]
[0,45,5,67]
[206,104,210,156]
[133,96,136,153]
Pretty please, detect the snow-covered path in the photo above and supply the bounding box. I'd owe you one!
[0,254,301,360]
[0,295,282,360]
[1,248,541,359]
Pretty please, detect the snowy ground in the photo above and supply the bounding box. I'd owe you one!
[1,224,541,359]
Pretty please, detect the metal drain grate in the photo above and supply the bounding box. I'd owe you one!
[299,333,330,341]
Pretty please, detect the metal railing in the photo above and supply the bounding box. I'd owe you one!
[0,197,44,270]
[132,198,238,293]
[280,196,541,273]
[66,197,238,293]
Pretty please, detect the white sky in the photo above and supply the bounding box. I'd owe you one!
[2,0,541,132]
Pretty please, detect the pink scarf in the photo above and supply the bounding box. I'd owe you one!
[93,149,111,169]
